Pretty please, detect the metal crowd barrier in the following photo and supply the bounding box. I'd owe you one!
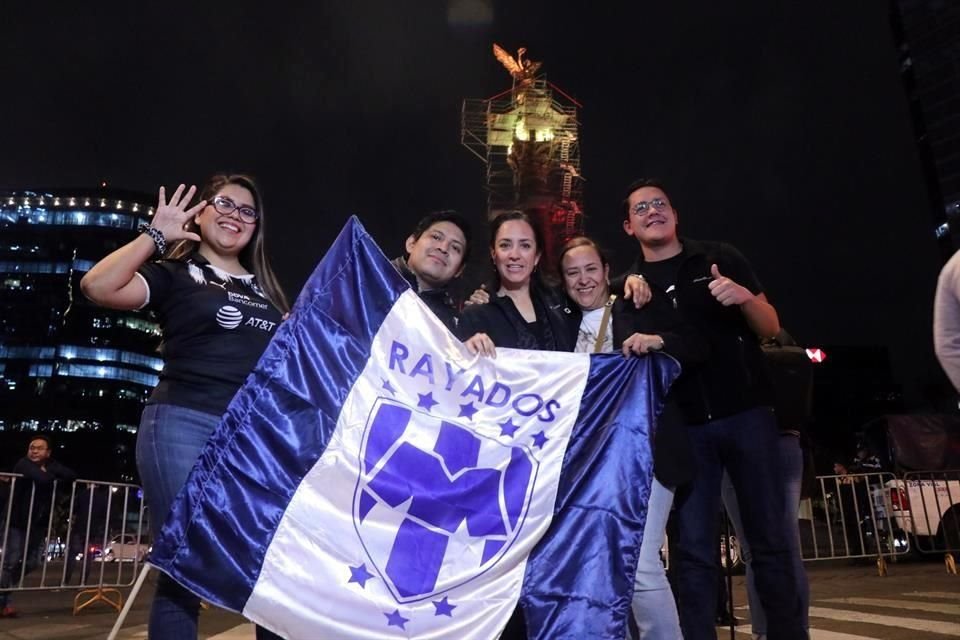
[896,470,960,573]
[799,472,908,574]
[667,471,960,578]
[0,473,149,613]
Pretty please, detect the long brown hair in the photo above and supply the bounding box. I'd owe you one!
[167,174,290,313]
[487,210,552,291]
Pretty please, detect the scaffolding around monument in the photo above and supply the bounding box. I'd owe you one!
[461,52,584,265]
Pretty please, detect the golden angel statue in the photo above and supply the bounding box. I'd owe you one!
[493,44,542,97]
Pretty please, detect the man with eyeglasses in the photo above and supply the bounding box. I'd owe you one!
[392,211,472,332]
[619,178,806,640]
[0,435,76,618]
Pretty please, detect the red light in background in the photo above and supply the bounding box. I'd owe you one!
[805,348,827,363]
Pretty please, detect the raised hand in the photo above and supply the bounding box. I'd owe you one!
[707,264,753,307]
[150,184,206,243]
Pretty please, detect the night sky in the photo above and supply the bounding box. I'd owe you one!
[1,1,947,404]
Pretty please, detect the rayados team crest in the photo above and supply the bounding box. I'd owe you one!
[353,398,537,603]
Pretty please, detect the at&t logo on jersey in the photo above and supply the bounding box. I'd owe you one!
[216,305,244,330]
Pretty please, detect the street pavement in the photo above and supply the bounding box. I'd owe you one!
[717,558,960,640]
[0,559,957,639]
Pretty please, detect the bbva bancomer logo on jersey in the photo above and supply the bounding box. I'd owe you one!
[215,305,277,332]
[354,398,537,603]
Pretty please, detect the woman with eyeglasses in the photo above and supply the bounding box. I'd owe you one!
[81,174,289,640]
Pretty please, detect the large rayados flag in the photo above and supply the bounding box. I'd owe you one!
[149,216,680,639]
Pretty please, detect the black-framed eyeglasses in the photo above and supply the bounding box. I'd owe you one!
[632,198,669,216]
[210,196,259,224]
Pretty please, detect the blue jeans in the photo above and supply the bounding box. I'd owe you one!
[137,403,220,639]
[722,433,810,638]
[631,478,681,640]
[673,407,805,640]
[0,524,45,609]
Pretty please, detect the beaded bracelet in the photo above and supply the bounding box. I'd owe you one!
[138,223,167,257]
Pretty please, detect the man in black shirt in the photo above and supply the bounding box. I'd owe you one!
[620,178,805,640]
[0,435,77,617]
[391,211,472,332]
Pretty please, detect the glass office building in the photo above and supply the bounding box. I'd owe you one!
[0,188,162,480]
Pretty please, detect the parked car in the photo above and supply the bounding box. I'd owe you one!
[863,414,960,554]
[98,534,150,563]
[887,476,960,551]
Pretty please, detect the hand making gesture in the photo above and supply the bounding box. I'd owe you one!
[707,263,754,306]
[150,184,206,243]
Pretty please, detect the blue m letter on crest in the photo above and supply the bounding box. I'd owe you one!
[354,400,534,601]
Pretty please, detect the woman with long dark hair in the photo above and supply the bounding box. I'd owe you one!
[81,174,288,639]
[456,211,573,640]
[458,210,573,355]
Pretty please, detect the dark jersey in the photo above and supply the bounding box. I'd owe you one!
[10,457,76,528]
[137,253,283,416]
[626,239,772,424]
[639,250,685,296]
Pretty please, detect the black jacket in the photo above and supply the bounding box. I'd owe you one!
[10,456,77,529]
[391,256,460,333]
[457,285,575,352]
[562,291,706,487]
[623,238,775,425]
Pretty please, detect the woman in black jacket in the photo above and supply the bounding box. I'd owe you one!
[458,211,573,354]
[457,212,572,640]
[465,234,706,639]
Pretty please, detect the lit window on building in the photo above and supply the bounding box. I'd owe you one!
[64,419,102,432]
[117,315,161,336]
[3,418,104,432]
[0,261,71,274]
[54,345,161,371]
[16,419,40,431]
[116,423,138,434]
[72,259,96,272]
[0,202,151,229]
[57,362,160,387]
[116,388,145,401]
[28,364,54,377]
[119,351,163,371]
[2,345,56,359]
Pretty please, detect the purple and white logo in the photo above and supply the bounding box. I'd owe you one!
[216,305,243,330]
[354,399,536,604]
